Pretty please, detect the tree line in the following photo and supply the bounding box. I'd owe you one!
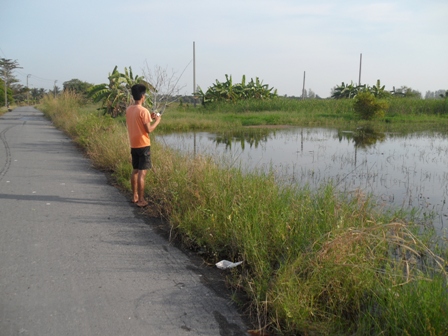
[2,58,447,111]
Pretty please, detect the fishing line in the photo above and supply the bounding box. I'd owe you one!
[334,161,376,188]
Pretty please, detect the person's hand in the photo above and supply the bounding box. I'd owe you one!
[151,112,160,120]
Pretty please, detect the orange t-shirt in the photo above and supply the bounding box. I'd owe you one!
[125,104,153,148]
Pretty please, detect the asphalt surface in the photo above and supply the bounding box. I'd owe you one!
[0,107,249,336]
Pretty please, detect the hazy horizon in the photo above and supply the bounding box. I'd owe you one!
[2,0,447,98]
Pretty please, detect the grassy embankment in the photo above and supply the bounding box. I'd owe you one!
[40,92,448,336]
[0,105,12,116]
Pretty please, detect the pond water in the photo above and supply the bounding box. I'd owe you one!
[157,127,448,234]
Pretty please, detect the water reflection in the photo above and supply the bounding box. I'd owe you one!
[158,127,448,233]
[214,129,271,150]
[339,126,386,149]
[338,126,386,166]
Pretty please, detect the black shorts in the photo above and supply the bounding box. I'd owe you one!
[131,146,152,170]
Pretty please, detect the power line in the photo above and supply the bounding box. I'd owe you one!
[15,71,56,90]
[30,73,54,82]
[0,54,55,84]
[15,69,54,82]
[15,70,29,79]
[15,70,53,82]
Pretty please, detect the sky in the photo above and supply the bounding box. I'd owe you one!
[1,0,447,98]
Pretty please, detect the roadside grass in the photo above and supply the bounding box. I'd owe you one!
[40,92,448,336]
[0,104,16,116]
[41,92,130,172]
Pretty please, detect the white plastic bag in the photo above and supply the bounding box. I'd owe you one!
[215,260,243,270]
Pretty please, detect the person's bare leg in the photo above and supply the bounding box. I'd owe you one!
[131,169,139,203]
[137,169,148,207]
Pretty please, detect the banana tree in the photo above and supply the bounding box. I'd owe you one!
[369,80,390,98]
[88,66,153,117]
[331,81,364,99]
[197,74,277,106]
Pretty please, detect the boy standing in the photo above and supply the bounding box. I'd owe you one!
[125,84,161,207]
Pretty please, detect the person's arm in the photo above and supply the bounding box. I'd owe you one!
[144,115,161,133]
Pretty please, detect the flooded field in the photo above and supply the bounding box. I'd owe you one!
[158,127,448,234]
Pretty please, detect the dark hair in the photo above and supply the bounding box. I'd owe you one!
[131,84,147,101]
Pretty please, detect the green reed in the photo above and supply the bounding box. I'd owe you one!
[148,97,448,133]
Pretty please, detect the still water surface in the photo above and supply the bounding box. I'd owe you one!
[158,127,448,233]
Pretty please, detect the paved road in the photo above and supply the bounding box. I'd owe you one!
[0,107,248,336]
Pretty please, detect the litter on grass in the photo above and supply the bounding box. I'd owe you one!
[216,260,243,270]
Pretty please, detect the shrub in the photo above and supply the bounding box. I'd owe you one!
[353,91,389,120]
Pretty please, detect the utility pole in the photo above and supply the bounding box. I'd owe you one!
[3,74,6,109]
[358,53,362,86]
[193,41,196,108]
[54,80,57,98]
[27,74,31,105]
[302,71,306,100]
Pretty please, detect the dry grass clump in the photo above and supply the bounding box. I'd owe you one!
[269,221,447,335]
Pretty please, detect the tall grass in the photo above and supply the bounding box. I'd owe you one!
[196,98,356,127]
[388,97,447,115]
[156,97,448,132]
[196,97,447,117]
[202,97,353,114]
[40,93,448,335]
